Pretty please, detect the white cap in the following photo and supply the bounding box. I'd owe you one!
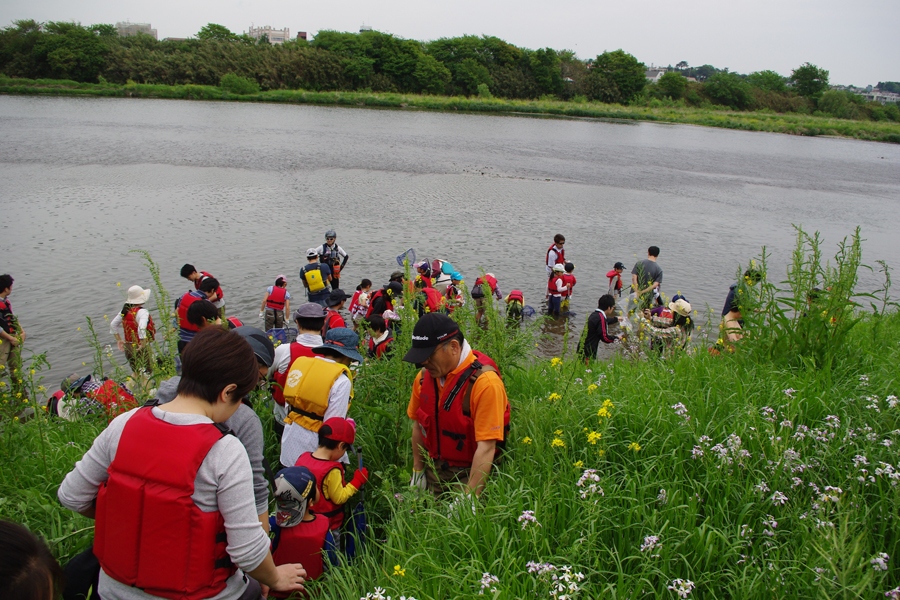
[306,248,318,258]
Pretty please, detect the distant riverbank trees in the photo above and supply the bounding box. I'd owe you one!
[1,20,898,123]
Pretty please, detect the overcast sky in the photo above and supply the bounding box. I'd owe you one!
[3,0,898,86]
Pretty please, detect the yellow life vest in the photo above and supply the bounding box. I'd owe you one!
[282,356,353,430]
[303,266,326,293]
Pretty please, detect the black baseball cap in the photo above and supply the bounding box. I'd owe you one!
[614,261,625,270]
[402,313,460,364]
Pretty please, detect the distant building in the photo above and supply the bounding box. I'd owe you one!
[116,22,157,40]
[246,25,290,44]
[360,25,373,32]
[863,90,900,105]
[297,32,307,41]
[645,67,667,83]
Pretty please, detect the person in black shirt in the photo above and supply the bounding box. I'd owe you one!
[578,295,623,361]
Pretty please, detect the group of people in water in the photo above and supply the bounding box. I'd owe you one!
[0,230,761,600]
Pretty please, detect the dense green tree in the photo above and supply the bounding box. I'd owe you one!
[877,81,900,94]
[197,24,237,41]
[791,62,829,98]
[656,71,688,99]
[0,19,44,77]
[455,57,492,94]
[693,64,718,80]
[588,49,645,103]
[89,24,117,38]
[704,71,752,109]
[527,48,562,96]
[747,70,786,92]
[413,54,450,94]
[32,22,109,82]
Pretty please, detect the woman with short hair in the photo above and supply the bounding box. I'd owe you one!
[59,327,306,600]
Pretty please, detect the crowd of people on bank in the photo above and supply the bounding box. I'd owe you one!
[0,230,762,600]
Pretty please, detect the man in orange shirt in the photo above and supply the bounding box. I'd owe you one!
[403,313,510,496]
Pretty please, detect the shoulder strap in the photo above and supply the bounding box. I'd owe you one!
[462,362,497,417]
[143,398,160,407]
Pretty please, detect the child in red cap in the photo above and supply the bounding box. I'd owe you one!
[294,417,368,539]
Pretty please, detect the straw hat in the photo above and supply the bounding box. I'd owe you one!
[126,285,151,305]
[668,298,692,318]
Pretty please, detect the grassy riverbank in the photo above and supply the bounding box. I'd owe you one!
[2,232,899,599]
[3,75,900,144]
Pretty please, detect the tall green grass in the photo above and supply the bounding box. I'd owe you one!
[1,234,899,599]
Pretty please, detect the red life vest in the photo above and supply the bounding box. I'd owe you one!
[414,351,510,468]
[177,291,204,332]
[606,269,623,291]
[548,275,566,296]
[226,317,244,329]
[561,274,577,297]
[194,272,224,302]
[294,453,346,529]
[367,333,393,359]
[474,275,498,293]
[364,289,393,318]
[348,290,366,316]
[266,286,287,310]
[420,287,445,313]
[93,407,236,600]
[89,379,138,420]
[122,307,155,344]
[272,343,318,406]
[546,245,565,268]
[507,290,524,304]
[271,516,329,590]
[322,310,346,337]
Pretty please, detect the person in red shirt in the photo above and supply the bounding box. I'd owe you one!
[259,276,292,331]
[323,290,348,336]
[607,262,625,297]
[561,262,577,312]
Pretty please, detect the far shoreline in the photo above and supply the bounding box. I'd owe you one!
[3,77,900,144]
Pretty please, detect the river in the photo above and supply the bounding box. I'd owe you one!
[1,95,899,389]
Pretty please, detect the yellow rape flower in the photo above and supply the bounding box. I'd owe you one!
[628,442,641,452]
[603,399,613,408]
[550,357,562,367]
[573,460,584,468]
[551,438,566,448]
[597,449,606,458]
[522,437,532,445]
[548,393,561,402]
[555,429,562,435]
[393,565,406,577]
[587,431,602,445]
[30,369,35,375]
[597,407,610,418]
[587,384,598,392]
[117,282,121,286]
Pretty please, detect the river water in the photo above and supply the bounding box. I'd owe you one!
[1,96,899,388]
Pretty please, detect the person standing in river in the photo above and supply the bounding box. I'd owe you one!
[316,231,348,291]
[181,264,226,318]
[0,274,25,397]
[631,246,663,311]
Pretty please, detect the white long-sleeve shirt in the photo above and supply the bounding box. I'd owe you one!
[109,308,151,340]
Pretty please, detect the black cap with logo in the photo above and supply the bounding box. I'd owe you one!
[402,313,460,364]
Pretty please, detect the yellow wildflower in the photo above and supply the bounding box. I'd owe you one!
[117,282,121,286]
[77,327,81,331]
[587,431,602,445]
[550,357,562,367]
[597,407,610,418]
[573,460,584,468]
[14,416,18,421]
[548,393,561,402]
[551,438,566,448]
[628,442,641,452]
[587,384,598,392]
[393,565,406,577]
[555,429,562,435]
[522,437,532,445]
[38,386,45,392]
[597,449,606,458]
[30,369,35,375]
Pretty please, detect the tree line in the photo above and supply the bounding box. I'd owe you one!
[1,20,897,123]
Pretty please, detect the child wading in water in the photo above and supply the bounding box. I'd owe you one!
[259,276,291,331]
[110,285,155,375]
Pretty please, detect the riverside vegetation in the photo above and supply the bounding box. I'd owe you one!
[1,21,900,143]
[1,228,899,599]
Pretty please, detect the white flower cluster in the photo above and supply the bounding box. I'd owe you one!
[526,562,586,600]
[478,572,499,595]
[640,535,662,557]
[576,469,604,500]
[360,587,417,600]
[670,402,690,423]
[518,509,541,530]
[667,578,696,598]
[871,552,890,572]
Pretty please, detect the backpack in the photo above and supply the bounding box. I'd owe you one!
[470,284,485,299]
[303,265,326,293]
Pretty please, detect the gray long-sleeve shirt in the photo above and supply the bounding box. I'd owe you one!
[57,406,270,600]
[157,377,269,515]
